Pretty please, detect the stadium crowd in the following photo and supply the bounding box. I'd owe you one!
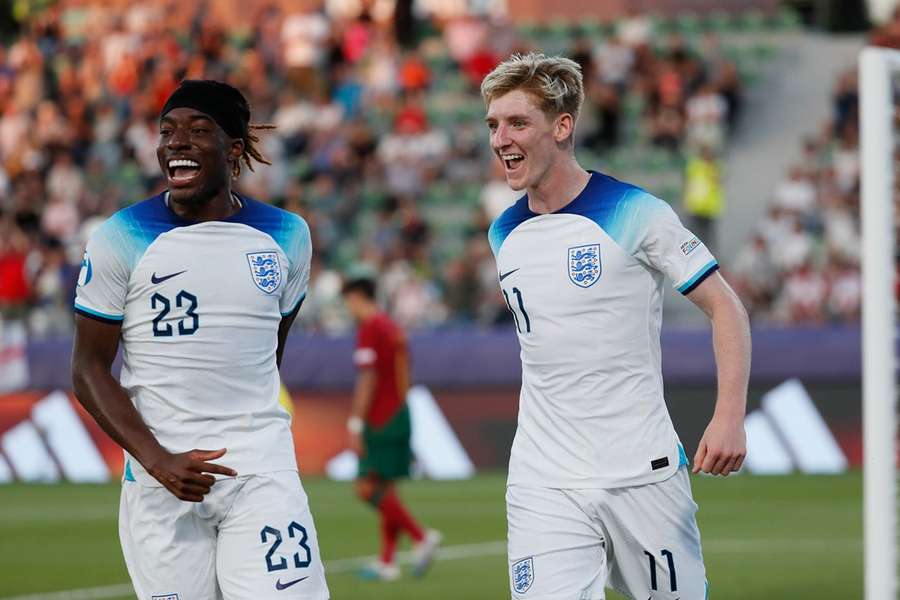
[730,87,862,324]
[728,40,883,325]
[722,7,900,325]
[0,0,796,339]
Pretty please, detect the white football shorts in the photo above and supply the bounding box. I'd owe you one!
[119,470,329,600]
[507,467,707,600]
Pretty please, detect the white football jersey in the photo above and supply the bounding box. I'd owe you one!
[74,192,311,485]
[489,172,717,489]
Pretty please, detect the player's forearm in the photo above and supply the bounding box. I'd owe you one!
[709,293,751,419]
[350,370,375,420]
[72,362,168,467]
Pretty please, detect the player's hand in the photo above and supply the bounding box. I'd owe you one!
[693,413,746,476]
[348,431,363,456]
[145,448,238,502]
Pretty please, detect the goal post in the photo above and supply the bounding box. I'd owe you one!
[860,45,900,600]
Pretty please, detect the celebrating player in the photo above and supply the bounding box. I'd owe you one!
[71,80,329,599]
[482,54,750,599]
[341,276,442,581]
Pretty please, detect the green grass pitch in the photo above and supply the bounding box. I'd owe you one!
[0,472,861,599]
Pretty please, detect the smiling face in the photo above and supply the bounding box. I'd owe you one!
[156,107,243,205]
[485,89,573,192]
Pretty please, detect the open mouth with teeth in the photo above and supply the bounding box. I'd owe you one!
[501,153,525,172]
[167,158,202,186]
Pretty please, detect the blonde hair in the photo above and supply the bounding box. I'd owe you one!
[480,53,584,123]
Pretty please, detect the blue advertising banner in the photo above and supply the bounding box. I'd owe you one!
[24,325,860,391]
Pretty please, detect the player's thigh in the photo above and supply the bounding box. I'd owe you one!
[507,485,608,600]
[217,471,329,600]
[362,439,411,479]
[603,469,707,600]
[119,481,221,600]
[361,431,412,480]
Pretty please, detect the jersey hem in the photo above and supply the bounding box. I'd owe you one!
[281,291,306,318]
[507,467,680,490]
[74,304,124,324]
[124,464,301,487]
[678,261,719,295]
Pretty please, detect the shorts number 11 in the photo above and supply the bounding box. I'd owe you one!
[643,549,677,592]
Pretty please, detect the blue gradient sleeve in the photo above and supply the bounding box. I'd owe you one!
[73,214,139,322]
[276,213,312,316]
[628,191,718,292]
[488,196,533,256]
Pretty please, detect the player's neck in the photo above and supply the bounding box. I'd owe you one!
[357,303,380,322]
[167,188,242,222]
[526,158,591,214]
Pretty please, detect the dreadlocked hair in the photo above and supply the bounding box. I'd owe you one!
[233,123,277,178]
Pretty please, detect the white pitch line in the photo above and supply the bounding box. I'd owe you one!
[0,585,136,600]
[326,540,508,572]
[0,541,507,600]
[0,537,861,600]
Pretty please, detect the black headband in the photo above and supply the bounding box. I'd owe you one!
[160,80,250,140]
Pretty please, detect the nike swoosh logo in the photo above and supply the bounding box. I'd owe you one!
[275,577,308,590]
[499,268,520,281]
[151,270,187,284]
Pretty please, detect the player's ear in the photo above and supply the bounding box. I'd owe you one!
[229,138,244,161]
[554,113,574,144]
[227,138,244,178]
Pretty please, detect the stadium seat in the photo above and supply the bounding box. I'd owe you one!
[738,10,766,32]
[773,7,802,30]
[675,12,702,36]
[706,12,735,33]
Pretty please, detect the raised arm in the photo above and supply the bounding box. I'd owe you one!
[71,314,236,500]
[685,272,751,476]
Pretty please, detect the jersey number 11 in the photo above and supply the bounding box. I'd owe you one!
[502,287,531,334]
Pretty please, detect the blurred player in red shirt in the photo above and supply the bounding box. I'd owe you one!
[341,276,441,581]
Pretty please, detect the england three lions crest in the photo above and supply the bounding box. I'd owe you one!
[568,244,601,288]
[511,557,534,594]
[247,251,281,294]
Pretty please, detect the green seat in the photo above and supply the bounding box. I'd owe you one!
[227,30,252,49]
[706,12,734,33]
[454,100,484,123]
[722,45,742,62]
[641,148,672,173]
[656,182,682,203]
[518,20,541,38]
[360,186,386,210]
[424,181,453,205]
[738,63,760,85]
[606,150,629,172]
[622,93,644,118]
[773,7,801,30]
[441,73,469,94]
[365,107,393,137]
[460,183,482,207]
[333,240,360,271]
[426,53,454,75]
[738,10,766,32]
[547,17,570,37]
[579,17,604,39]
[652,16,675,36]
[290,157,311,180]
[752,42,777,61]
[674,12,702,35]
[433,234,466,264]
